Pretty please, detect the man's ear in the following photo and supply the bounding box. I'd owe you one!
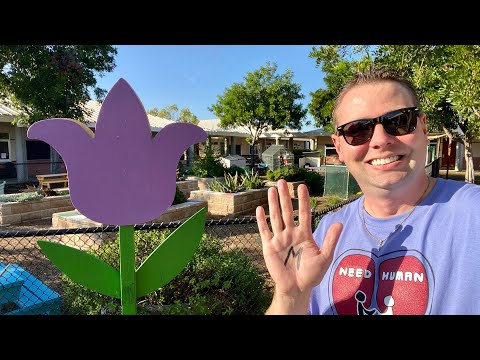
[331,134,345,163]
[419,112,428,135]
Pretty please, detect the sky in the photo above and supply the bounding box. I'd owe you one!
[92,45,326,132]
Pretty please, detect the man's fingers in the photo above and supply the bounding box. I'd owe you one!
[320,222,343,263]
[256,205,272,244]
[297,184,311,230]
[268,186,284,234]
[277,179,295,228]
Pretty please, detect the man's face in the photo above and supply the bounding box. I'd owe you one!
[331,81,428,193]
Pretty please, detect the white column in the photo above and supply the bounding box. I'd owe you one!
[15,126,28,182]
[230,136,236,154]
[187,145,194,168]
[288,138,294,151]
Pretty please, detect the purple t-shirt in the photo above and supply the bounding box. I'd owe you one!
[310,178,480,315]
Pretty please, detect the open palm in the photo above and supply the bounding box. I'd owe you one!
[256,180,342,297]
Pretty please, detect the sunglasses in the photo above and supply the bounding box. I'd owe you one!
[336,107,420,146]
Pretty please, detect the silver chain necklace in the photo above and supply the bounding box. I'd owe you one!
[361,177,430,249]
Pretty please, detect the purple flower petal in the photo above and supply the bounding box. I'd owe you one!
[27,78,207,225]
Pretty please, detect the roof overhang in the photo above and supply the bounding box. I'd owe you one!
[428,133,447,140]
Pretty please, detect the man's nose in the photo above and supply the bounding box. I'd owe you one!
[369,123,394,148]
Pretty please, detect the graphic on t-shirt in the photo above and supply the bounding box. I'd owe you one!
[328,250,434,315]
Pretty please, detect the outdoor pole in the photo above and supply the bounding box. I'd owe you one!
[446,138,451,180]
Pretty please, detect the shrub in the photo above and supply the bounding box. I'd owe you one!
[176,161,186,181]
[172,185,187,205]
[224,165,245,176]
[304,171,324,196]
[209,172,245,193]
[0,192,44,203]
[209,170,265,193]
[188,143,226,178]
[266,165,306,182]
[241,169,264,190]
[61,231,272,315]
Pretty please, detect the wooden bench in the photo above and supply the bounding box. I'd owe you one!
[36,173,68,190]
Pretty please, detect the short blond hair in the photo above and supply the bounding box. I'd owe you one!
[332,68,420,126]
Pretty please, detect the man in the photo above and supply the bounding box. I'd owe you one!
[256,68,480,315]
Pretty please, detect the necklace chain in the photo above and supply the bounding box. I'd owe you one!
[361,177,431,249]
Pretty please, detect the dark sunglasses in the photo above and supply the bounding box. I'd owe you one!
[336,107,420,146]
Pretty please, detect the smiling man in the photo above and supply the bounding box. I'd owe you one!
[256,67,480,315]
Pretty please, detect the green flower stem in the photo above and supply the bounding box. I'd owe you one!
[119,225,136,315]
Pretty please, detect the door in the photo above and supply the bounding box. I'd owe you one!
[441,139,456,168]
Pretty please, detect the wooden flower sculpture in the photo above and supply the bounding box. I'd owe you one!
[27,79,208,314]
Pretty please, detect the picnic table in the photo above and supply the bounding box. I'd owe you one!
[36,173,68,191]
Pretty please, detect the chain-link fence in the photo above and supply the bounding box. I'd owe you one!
[0,198,356,315]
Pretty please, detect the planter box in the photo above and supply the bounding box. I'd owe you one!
[176,180,199,199]
[265,180,305,198]
[186,176,224,191]
[190,188,269,219]
[0,195,74,226]
[51,199,208,250]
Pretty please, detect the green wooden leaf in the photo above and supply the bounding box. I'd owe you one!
[135,208,206,297]
[37,240,121,298]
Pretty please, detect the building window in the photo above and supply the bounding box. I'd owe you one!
[26,140,50,160]
[0,133,10,160]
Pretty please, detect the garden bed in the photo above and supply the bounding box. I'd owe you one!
[190,188,268,219]
[0,195,74,226]
[176,179,199,198]
[186,176,224,191]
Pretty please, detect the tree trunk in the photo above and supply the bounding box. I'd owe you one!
[250,143,255,169]
[464,139,475,183]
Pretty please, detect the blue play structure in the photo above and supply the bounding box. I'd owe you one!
[0,262,61,315]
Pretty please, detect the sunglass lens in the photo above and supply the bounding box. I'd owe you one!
[384,112,416,136]
[343,121,374,145]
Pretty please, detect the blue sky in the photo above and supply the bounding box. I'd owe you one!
[93,45,326,131]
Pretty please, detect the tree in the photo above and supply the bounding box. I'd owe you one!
[308,45,374,132]
[209,62,308,168]
[375,45,480,183]
[0,45,117,125]
[148,104,199,125]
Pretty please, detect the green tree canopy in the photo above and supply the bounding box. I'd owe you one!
[148,104,199,125]
[308,45,374,132]
[209,61,307,166]
[0,45,117,125]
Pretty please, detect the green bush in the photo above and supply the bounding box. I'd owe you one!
[266,165,306,182]
[176,161,186,181]
[209,170,265,193]
[304,171,324,196]
[209,172,245,193]
[61,231,272,315]
[188,143,226,178]
[224,165,245,176]
[0,192,44,203]
[241,169,264,190]
[323,195,344,207]
[172,185,187,205]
